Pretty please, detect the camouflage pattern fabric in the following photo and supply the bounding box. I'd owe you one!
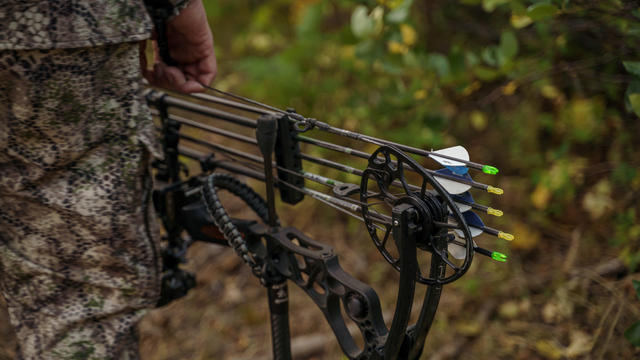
[0,0,190,51]
[0,43,162,359]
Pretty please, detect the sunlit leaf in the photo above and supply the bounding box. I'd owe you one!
[526,3,558,21]
[566,331,594,357]
[351,6,374,39]
[541,84,561,99]
[531,184,550,210]
[535,339,564,359]
[400,24,417,46]
[582,180,613,220]
[510,221,540,251]
[482,0,509,12]
[623,61,640,77]
[502,81,518,95]
[386,0,413,23]
[470,110,488,130]
[387,41,408,54]
[511,14,533,28]
[628,93,640,117]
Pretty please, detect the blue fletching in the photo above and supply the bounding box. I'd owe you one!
[452,191,474,204]
[445,165,469,175]
[435,168,474,182]
[462,211,485,229]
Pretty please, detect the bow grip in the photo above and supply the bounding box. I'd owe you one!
[257,114,279,157]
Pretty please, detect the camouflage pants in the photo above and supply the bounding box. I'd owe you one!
[0,43,161,360]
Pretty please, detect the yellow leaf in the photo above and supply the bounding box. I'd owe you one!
[502,81,518,95]
[400,23,417,46]
[470,110,488,131]
[535,340,565,360]
[629,93,640,117]
[498,300,520,319]
[387,40,408,54]
[510,14,533,29]
[541,84,561,99]
[413,89,427,100]
[531,184,550,210]
[461,81,482,96]
[510,221,540,251]
[455,320,482,336]
[566,330,593,358]
[340,45,356,59]
[582,180,613,219]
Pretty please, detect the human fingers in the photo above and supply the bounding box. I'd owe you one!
[145,62,172,89]
[163,66,205,93]
[181,48,217,86]
[195,53,217,87]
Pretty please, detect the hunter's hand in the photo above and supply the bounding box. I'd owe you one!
[142,0,217,93]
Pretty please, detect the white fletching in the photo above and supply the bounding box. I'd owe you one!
[454,226,483,238]
[435,177,471,194]
[430,146,469,167]
[448,202,471,213]
[448,238,478,260]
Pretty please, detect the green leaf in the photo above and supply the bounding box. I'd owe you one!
[623,61,640,77]
[625,80,640,113]
[351,6,374,39]
[386,0,413,24]
[634,280,640,300]
[509,1,527,15]
[526,3,558,21]
[499,30,519,61]
[474,66,500,81]
[426,53,450,77]
[629,93,640,117]
[481,47,498,67]
[625,321,640,347]
[482,0,509,12]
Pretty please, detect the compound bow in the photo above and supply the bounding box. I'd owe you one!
[145,86,512,359]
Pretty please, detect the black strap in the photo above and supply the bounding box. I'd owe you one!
[144,0,178,66]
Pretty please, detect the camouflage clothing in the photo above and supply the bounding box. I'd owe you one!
[0,42,163,360]
[0,0,189,51]
[0,1,195,357]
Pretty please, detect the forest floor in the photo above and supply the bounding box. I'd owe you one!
[2,192,638,359]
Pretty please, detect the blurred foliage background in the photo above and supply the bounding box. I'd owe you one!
[2,0,640,359]
[206,0,640,273]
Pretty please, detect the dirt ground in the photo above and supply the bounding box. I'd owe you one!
[2,194,639,359]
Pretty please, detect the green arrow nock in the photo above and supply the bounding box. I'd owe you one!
[482,165,499,175]
[491,252,508,262]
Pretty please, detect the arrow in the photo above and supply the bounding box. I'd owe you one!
[178,85,501,175]
[447,238,507,262]
[451,191,504,217]
[451,211,514,241]
[434,168,503,195]
[149,104,504,197]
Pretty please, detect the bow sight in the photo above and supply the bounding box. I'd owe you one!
[145,87,512,359]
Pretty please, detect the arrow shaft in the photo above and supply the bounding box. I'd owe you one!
[170,86,487,170]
